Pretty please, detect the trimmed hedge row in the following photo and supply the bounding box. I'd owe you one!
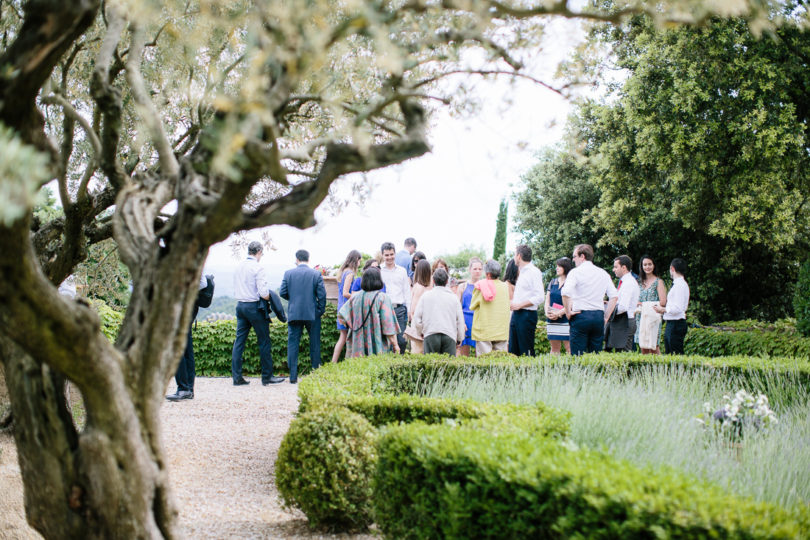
[376,421,809,539]
[279,353,810,537]
[685,319,810,358]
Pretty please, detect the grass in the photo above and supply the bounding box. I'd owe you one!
[419,360,810,509]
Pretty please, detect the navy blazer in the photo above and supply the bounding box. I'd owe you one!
[279,264,326,322]
[258,290,287,323]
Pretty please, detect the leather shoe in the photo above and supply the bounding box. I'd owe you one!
[262,376,287,385]
[289,379,298,384]
[233,378,250,386]
[166,390,193,401]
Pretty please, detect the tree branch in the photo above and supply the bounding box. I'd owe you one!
[124,24,180,177]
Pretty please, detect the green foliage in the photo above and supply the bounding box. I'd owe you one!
[276,407,377,531]
[435,244,487,278]
[198,295,238,320]
[75,240,132,310]
[492,199,507,260]
[794,259,810,337]
[0,123,51,226]
[90,300,124,342]
[375,421,809,539]
[280,352,809,532]
[685,322,810,358]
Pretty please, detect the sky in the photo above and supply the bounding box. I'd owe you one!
[205,20,587,293]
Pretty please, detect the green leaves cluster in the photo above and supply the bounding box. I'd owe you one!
[794,259,810,337]
[280,353,810,535]
[0,123,51,226]
[514,12,810,322]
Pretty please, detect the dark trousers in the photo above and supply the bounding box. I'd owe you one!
[664,319,688,355]
[174,324,195,392]
[570,310,605,356]
[508,309,538,356]
[423,333,457,355]
[231,302,274,382]
[288,318,321,382]
[393,304,408,354]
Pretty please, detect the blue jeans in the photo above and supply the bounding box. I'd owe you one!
[287,318,321,382]
[570,310,605,356]
[508,309,537,356]
[231,302,274,382]
[174,324,195,392]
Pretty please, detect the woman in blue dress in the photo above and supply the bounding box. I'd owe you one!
[331,250,361,363]
[544,257,572,354]
[457,257,483,356]
[351,258,385,293]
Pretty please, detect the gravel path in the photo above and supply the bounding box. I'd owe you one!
[0,377,375,539]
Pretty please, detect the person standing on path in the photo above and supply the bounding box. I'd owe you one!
[561,244,618,356]
[380,241,410,354]
[396,237,417,281]
[457,257,484,356]
[331,249,362,363]
[413,268,466,355]
[231,241,285,386]
[470,259,511,355]
[654,258,690,355]
[280,249,327,384]
[166,273,209,400]
[508,245,545,356]
[605,255,640,352]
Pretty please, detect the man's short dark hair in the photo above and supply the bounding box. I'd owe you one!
[361,267,384,291]
[574,244,594,261]
[670,258,687,276]
[404,237,417,248]
[432,268,449,287]
[296,249,310,262]
[516,244,532,262]
[381,241,395,253]
[248,241,263,255]
[614,255,633,271]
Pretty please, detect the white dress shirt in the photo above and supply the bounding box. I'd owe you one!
[233,256,269,302]
[616,272,640,317]
[561,261,618,312]
[512,263,545,310]
[664,277,689,320]
[380,264,410,307]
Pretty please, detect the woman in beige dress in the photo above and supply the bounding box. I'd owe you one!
[406,259,433,353]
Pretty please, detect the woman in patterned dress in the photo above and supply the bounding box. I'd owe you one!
[331,249,362,363]
[457,257,484,356]
[337,267,401,358]
[636,254,668,354]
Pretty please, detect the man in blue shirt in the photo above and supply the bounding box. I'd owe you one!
[280,249,326,383]
[395,237,417,280]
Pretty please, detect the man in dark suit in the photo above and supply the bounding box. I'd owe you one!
[280,249,326,384]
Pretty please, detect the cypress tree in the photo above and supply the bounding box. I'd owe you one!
[493,199,507,260]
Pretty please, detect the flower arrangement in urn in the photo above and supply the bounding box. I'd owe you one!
[313,265,328,276]
[697,390,777,441]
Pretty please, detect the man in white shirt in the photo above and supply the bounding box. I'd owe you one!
[605,255,641,352]
[414,268,466,355]
[379,241,410,354]
[508,245,545,356]
[231,241,285,385]
[561,244,618,356]
[654,258,690,355]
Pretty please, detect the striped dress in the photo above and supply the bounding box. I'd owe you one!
[545,278,569,341]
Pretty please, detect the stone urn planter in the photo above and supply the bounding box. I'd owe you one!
[323,276,339,305]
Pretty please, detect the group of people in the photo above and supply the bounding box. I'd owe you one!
[165,238,690,400]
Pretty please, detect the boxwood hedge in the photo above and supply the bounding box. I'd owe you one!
[685,319,810,358]
[279,353,810,536]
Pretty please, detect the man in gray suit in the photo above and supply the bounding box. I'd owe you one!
[280,249,326,384]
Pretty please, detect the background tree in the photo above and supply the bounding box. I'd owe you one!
[0,0,780,537]
[492,198,508,261]
[515,6,809,321]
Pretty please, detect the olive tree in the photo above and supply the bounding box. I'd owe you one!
[0,0,775,537]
